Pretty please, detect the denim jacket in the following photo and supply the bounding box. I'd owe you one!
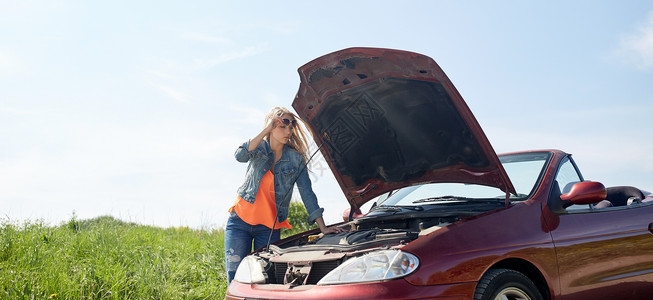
[235,139,324,224]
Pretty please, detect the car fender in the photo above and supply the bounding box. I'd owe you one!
[402,200,558,289]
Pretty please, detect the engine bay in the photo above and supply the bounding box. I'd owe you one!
[249,212,464,285]
[241,199,507,286]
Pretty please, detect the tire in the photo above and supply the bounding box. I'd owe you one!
[474,268,544,300]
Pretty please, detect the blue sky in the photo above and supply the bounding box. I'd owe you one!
[2,1,652,229]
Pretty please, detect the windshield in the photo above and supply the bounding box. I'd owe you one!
[377,152,551,207]
[500,152,551,197]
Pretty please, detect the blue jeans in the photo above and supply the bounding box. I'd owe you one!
[224,212,280,286]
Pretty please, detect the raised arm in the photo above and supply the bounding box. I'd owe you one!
[235,116,281,162]
[248,119,275,151]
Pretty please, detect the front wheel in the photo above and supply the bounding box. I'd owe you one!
[474,268,543,300]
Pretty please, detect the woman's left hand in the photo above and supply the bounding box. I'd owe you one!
[320,226,346,235]
[315,216,346,235]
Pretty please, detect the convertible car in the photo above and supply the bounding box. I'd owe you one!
[226,48,653,300]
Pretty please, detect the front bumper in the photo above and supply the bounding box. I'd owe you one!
[226,279,475,300]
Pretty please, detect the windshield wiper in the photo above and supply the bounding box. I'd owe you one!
[371,205,401,212]
[371,205,424,212]
[412,196,484,204]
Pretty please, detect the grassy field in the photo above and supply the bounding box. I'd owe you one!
[0,202,317,299]
[1,215,227,299]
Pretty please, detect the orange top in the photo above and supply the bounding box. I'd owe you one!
[229,170,291,230]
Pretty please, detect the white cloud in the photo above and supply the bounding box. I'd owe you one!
[150,82,192,103]
[0,117,247,228]
[228,104,267,126]
[0,49,29,77]
[617,12,653,70]
[182,32,232,44]
[0,51,9,69]
[0,104,36,115]
[142,43,270,104]
[265,20,301,36]
[191,44,268,70]
[485,103,653,190]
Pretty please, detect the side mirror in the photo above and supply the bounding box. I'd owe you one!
[342,208,363,222]
[560,181,607,205]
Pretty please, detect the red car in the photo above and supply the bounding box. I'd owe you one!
[226,48,653,300]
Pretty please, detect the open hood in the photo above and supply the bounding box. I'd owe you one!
[292,48,515,210]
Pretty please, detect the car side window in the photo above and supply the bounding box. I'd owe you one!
[555,157,589,211]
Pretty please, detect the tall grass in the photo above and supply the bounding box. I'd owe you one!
[0,215,226,299]
[0,202,317,299]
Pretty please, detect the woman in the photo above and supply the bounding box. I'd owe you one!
[225,107,344,285]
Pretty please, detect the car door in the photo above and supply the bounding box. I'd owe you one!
[547,156,653,299]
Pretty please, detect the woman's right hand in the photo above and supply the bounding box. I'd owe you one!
[265,115,283,133]
[249,115,281,152]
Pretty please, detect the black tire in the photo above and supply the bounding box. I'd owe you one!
[474,268,544,300]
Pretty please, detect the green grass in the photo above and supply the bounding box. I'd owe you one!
[0,215,227,299]
[0,202,318,299]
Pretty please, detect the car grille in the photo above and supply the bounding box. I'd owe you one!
[271,260,341,285]
[273,262,287,283]
[306,260,340,284]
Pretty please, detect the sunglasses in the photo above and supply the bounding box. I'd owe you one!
[280,118,297,127]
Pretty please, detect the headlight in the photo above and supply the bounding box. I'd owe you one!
[317,249,419,285]
[234,255,268,284]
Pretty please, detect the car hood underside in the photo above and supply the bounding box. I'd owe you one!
[292,47,515,210]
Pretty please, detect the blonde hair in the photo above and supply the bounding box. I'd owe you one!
[264,107,312,163]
